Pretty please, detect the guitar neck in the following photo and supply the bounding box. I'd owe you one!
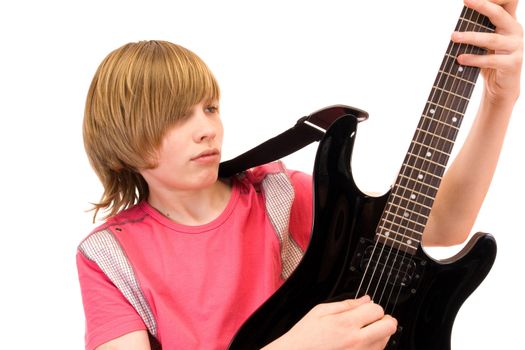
[376,6,495,255]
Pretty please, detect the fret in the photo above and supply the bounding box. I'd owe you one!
[382,210,427,231]
[385,201,430,223]
[431,86,470,102]
[378,221,420,239]
[401,164,445,186]
[427,88,470,114]
[396,172,441,196]
[411,140,451,158]
[456,7,494,32]
[415,127,456,145]
[417,116,460,149]
[441,53,481,84]
[450,42,488,57]
[422,110,463,125]
[424,101,467,119]
[413,131,456,157]
[447,31,490,55]
[397,172,439,193]
[376,234,418,255]
[398,174,439,198]
[379,221,423,241]
[437,69,477,86]
[393,183,436,203]
[400,152,447,180]
[420,114,460,132]
[376,230,420,252]
[377,227,420,245]
[417,119,459,151]
[432,72,476,97]
[409,142,450,167]
[391,192,434,212]
[405,151,448,169]
[458,18,494,32]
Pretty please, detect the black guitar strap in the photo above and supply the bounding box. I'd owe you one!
[218,104,368,178]
[218,116,323,178]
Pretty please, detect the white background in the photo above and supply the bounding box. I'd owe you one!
[0,0,523,348]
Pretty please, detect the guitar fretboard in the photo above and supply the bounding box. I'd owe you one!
[376,6,495,255]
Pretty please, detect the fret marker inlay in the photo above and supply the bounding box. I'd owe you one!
[373,6,493,256]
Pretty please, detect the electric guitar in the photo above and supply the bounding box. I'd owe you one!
[229,6,497,350]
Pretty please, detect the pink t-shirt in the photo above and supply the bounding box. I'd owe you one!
[77,164,313,349]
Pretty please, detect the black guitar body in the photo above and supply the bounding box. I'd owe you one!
[229,111,497,349]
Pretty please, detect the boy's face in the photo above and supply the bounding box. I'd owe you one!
[140,100,223,192]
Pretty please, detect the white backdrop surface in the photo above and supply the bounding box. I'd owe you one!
[0,0,523,348]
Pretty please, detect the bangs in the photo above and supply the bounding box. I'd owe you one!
[152,41,220,123]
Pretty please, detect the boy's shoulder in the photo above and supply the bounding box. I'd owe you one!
[241,161,310,186]
[79,203,147,245]
[242,161,287,183]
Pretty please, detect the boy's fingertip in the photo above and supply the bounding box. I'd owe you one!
[357,294,371,302]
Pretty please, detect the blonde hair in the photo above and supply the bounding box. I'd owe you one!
[83,40,220,221]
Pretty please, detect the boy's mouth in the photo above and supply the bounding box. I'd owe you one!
[191,148,220,162]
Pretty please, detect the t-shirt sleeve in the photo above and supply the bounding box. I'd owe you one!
[76,251,147,350]
[288,170,313,251]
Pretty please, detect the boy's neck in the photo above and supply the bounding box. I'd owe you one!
[148,179,232,226]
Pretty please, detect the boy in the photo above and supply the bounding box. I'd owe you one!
[77,0,522,349]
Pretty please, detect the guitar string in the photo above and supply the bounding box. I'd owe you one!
[380,5,473,313]
[359,6,471,305]
[355,6,485,310]
[358,5,489,305]
[376,33,459,310]
[352,2,467,300]
[385,8,490,315]
[381,6,472,308]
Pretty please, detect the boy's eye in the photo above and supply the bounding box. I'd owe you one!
[205,105,219,113]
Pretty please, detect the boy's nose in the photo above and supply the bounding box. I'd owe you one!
[193,113,217,143]
[196,128,216,142]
